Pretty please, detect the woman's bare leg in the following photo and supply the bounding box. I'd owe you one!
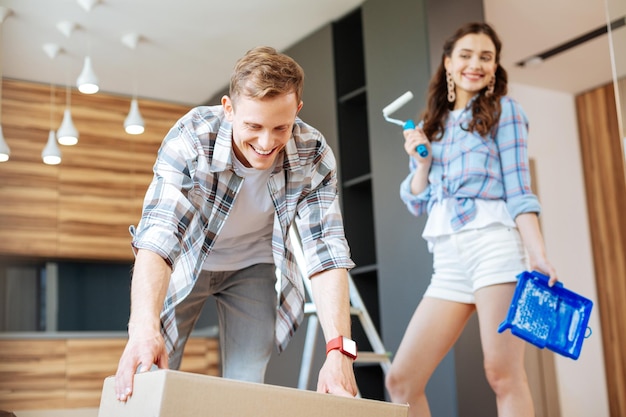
[386,297,475,417]
[474,283,534,417]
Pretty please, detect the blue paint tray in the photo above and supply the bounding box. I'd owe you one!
[498,270,593,360]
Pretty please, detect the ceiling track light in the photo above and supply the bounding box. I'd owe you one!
[77,55,99,94]
[517,16,626,67]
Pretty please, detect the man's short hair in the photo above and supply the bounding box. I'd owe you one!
[229,46,304,106]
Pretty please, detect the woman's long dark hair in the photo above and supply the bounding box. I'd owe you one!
[421,22,508,141]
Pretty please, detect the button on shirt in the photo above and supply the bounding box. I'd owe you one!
[131,105,355,354]
[400,96,541,230]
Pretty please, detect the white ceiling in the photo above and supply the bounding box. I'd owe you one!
[0,0,625,106]
[484,0,625,96]
[0,0,365,105]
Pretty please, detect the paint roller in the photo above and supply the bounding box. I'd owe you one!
[382,91,428,157]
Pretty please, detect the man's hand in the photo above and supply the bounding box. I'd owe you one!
[115,249,172,401]
[114,326,169,401]
[316,349,358,397]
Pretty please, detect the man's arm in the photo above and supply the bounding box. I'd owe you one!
[115,249,172,401]
[309,268,358,397]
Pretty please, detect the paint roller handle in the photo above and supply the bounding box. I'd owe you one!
[403,119,415,130]
[415,144,428,158]
[403,119,429,158]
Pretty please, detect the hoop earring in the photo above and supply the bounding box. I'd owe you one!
[486,75,495,97]
[446,72,456,103]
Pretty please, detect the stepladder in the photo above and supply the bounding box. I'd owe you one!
[288,227,391,396]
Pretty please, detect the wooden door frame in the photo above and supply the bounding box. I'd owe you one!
[576,82,626,417]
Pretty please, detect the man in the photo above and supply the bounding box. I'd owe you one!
[115,46,358,401]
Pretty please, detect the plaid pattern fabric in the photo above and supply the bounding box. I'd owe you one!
[132,105,354,354]
[400,96,541,228]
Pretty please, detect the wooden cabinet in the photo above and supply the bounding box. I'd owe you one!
[0,336,219,411]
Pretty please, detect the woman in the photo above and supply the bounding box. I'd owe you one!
[385,22,558,417]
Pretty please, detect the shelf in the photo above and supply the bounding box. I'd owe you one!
[339,86,367,104]
[337,98,370,179]
[351,264,378,276]
[343,173,372,188]
[333,7,384,401]
[332,10,365,98]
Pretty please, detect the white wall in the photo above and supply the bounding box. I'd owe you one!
[509,83,610,417]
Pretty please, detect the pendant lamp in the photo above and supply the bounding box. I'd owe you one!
[0,127,9,162]
[77,56,99,94]
[124,98,144,135]
[42,130,62,165]
[58,68,79,145]
[56,21,79,145]
[0,6,12,162]
[42,82,61,165]
[57,108,79,145]
[122,32,145,135]
[75,1,99,94]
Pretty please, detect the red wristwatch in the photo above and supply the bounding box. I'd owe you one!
[326,336,357,360]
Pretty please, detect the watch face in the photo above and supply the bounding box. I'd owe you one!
[343,337,357,355]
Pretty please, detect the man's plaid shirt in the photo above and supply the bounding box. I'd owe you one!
[131,105,354,355]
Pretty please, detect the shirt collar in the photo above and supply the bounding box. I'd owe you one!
[209,117,234,173]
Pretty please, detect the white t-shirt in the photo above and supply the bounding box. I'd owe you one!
[421,109,516,251]
[422,198,516,251]
[202,155,275,271]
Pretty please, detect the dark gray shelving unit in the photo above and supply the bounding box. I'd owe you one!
[332,8,384,400]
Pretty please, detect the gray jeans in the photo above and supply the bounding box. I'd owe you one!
[169,263,277,383]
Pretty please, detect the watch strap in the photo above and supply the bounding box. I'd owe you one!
[326,336,357,359]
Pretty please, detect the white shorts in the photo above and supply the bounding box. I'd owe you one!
[424,225,527,304]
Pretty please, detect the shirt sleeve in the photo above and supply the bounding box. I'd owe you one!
[399,157,431,217]
[295,138,355,276]
[132,119,200,266]
[495,97,541,219]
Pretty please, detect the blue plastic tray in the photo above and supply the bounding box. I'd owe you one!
[498,270,593,360]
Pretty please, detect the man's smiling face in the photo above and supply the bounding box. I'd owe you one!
[223,92,302,170]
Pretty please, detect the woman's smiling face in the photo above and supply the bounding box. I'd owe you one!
[445,33,497,107]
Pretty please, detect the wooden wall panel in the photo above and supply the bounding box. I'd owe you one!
[576,83,626,417]
[0,79,190,261]
[65,339,126,408]
[0,337,220,411]
[0,340,67,411]
[179,338,221,377]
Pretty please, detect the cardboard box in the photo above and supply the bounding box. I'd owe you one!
[98,370,408,417]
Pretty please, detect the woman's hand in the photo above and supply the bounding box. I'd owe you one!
[515,213,559,286]
[403,126,432,164]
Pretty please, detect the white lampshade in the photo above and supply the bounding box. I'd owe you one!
[42,130,62,165]
[76,56,99,94]
[57,108,79,145]
[0,125,10,162]
[124,98,144,134]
